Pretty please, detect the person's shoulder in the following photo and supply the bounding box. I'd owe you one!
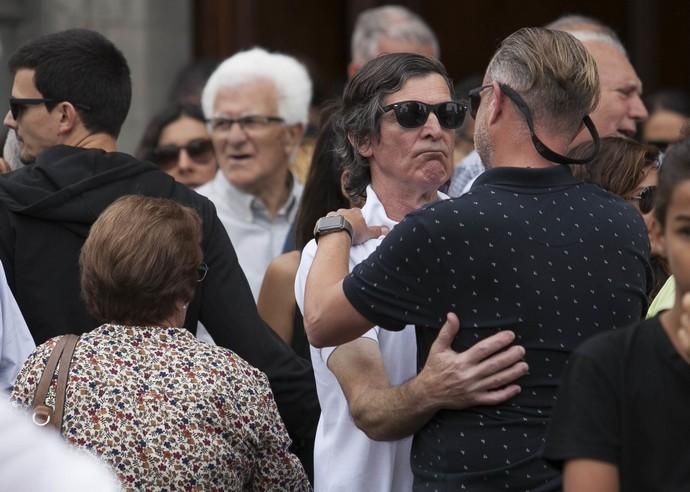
[198,342,271,389]
[575,318,655,361]
[264,251,300,286]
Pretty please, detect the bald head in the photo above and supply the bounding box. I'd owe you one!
[574,39,647,144]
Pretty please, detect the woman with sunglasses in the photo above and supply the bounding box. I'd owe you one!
[137,103,217,189]
[570,136,667,298]
[544,137,690,492]
[11,195,309,490]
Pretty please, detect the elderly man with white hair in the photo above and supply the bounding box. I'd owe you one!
[198,48,311,299]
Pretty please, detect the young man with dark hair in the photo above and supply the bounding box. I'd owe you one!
[0,29,318,471]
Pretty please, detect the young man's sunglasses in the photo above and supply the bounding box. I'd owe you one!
[150,139,215,170]
[628,186,656,214]
[381,100,467,130]
[467,83,600,165]
[9,96,91,120]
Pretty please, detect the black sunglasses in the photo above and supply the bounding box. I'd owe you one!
[381,100,467,130]
[629,186,656,214]
[9,96,91,120]
[197,263,209,283]
[150,139,215,170]
[467,83,601,165]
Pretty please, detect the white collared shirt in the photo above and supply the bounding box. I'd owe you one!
[295,185,448,492]
[197,170,302,300]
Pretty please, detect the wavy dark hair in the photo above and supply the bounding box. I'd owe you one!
[335,52,453,203]
[570,136,660,197]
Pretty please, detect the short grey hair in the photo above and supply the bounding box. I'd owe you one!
[546,14,627,56]
[350,5,440,66]
[201,47,312,125]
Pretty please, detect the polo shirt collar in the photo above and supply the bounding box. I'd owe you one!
[217,170,301,221]
[473,165,580,190]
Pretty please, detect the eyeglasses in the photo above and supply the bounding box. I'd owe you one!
[468,85,493,119]
[197,263,209,283]
[467,83,600,165]
[9,96,91,120]
[150,138,215,170]
[381,101,467,130]
[206,115,284,134]
[628,186,656,214]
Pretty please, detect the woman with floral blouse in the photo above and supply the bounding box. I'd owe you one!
[12,195,310,491]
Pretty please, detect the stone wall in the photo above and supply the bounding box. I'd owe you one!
[0,0,192,153]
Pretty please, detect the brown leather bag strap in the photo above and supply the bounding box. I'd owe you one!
[53,334,79,432]
[31,335,69,428]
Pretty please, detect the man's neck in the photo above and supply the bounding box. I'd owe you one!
[488,130,569,170]
[239,168,293,220]
[65,132,117,153]
[371,179,439,222]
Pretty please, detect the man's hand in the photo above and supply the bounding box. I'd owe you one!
[414,313,528,410]
[329,208,388,245]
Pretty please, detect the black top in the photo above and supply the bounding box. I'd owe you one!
[544,316,690,491]
[0,146,318,471]
[343,166,652,491]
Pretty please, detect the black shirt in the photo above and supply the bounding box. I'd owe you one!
[343,166,652,491]
[544,316,690,491]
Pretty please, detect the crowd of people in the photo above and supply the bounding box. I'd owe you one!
[0,4,689,492]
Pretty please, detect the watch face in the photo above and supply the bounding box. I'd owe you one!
[317,215,345,231]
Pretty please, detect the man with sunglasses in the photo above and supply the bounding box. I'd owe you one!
[0,29,319,471]
[197,48,309,301]
[449,15,649,197]
[303,27,651,490]
[295,52,527,491]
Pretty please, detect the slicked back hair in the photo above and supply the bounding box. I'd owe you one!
[486,27,600,137]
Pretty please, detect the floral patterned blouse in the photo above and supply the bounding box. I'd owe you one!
[12,324,311,491]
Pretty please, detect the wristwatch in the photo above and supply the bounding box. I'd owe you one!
[313,214,353,243]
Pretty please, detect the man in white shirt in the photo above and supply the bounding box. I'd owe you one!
[295,53,528,491]
[198,47,310,299]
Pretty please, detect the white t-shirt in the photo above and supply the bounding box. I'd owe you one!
[296,186,446,492]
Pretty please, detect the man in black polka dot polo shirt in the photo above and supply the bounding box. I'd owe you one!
[303,27,652,491]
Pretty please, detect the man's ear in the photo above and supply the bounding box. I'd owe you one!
[650,217,666,258]
[348,132,372,158]
[487,81,503,125]
[56,102,79,136]
[283,122,305,158]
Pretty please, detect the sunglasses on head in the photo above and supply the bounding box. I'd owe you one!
[150,138,215,170]
[381,100,467,130]
[8,96,92,120]
[197,262,209,283]
[629,186,656,214]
